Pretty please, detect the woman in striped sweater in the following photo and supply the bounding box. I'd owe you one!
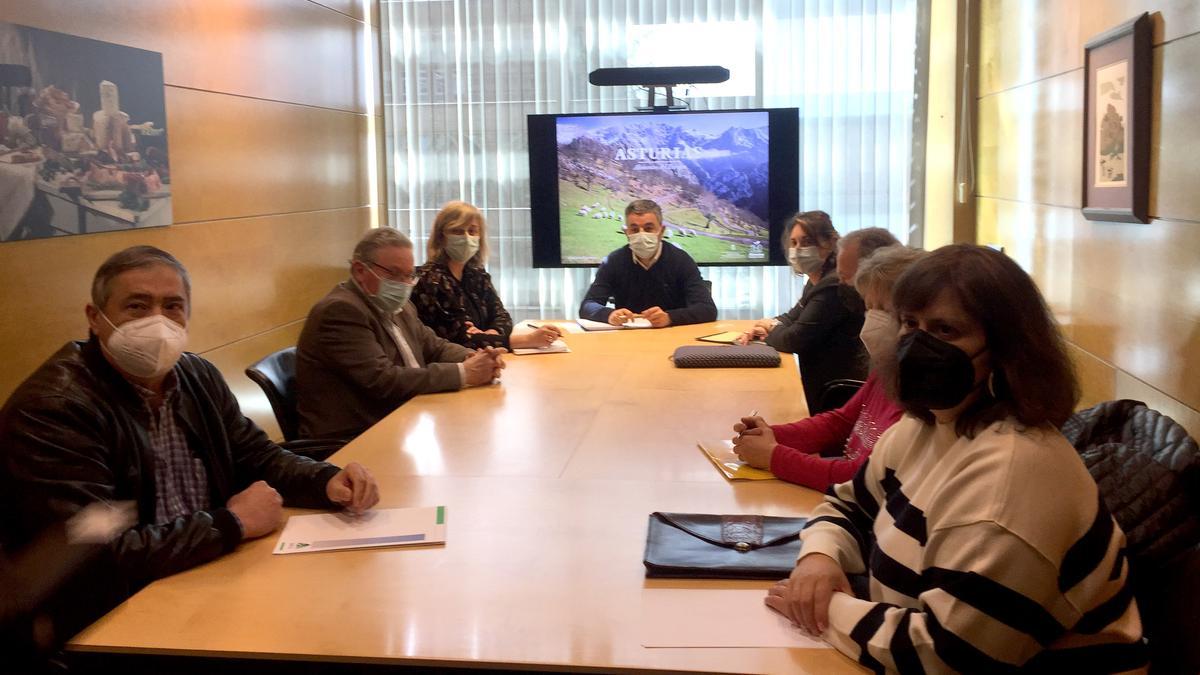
[767,244,1146,673]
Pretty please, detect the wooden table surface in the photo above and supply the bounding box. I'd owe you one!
[70,320,866,673]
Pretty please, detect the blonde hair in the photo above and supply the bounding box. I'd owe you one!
[428,201,489,266]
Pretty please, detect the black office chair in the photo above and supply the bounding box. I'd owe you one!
[814,378,865,415]
[246,347,346,461]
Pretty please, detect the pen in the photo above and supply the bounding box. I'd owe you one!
[736,409,759,440]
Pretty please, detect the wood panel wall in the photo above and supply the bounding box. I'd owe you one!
[977,0,1200,439]
[0,0,382,439]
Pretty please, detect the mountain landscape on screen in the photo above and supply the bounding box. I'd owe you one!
[555,112,771,264]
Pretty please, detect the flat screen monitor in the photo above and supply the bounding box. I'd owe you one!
[528,108,799,267]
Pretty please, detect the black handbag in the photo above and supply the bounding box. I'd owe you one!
[643,512,806,579]
[670,343,781,368]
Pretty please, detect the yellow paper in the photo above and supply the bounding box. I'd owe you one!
[697,440,776,481]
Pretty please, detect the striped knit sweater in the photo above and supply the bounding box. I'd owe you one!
[799,415,1147,673]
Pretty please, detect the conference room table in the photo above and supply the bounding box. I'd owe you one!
[70,320,867,674]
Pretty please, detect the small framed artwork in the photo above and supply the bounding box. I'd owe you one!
[1082,13,1151,223]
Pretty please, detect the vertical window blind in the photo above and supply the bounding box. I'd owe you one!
[380,0,917,320]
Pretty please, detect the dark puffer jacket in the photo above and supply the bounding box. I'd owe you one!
[1061,398,1200,673]
[1061,399,1200,566]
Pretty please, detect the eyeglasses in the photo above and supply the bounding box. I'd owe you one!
[366,260,418,284]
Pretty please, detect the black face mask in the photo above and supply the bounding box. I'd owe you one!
[896,329,987,410]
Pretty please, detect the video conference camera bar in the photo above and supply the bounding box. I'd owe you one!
[588,66,730,111]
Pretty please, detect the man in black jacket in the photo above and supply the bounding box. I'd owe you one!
[578,199,717,327]
[0,246,380,635]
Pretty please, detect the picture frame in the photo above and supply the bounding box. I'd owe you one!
[0,21,172,243]
[1081,13,1151,224]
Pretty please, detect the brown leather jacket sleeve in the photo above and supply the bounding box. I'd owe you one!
[1,395,233,589]
[0,348,340,591]
[193,355,341,508]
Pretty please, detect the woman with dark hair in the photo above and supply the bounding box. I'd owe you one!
[412,201,561,350]
[767,244,1145,672]
[738,211,868,411]
[729,245,922,490]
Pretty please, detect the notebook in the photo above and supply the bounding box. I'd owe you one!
[696,330,743,344]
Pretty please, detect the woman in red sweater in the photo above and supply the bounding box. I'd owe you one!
[732,245,927,490]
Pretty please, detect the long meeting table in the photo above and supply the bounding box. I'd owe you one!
[69,321,867,673]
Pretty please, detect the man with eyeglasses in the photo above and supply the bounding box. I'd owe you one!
[296,228,504,439]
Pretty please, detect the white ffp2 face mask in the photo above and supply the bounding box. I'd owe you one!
[859,309,898,358]
[100,312,188,379]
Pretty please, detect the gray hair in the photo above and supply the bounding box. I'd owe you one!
[91,245,191,309]
[854,245,929,299]
[838,227,901,259]
[352,227,413,263]
[624,199,662,224]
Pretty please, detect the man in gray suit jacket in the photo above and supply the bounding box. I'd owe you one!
[297,229,505,439]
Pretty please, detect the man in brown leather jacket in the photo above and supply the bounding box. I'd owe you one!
[0,246,380,635]
[296,228,505,439]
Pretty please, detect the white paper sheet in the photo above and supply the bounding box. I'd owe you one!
[512,338,571,355]
[517,320,585,334]
[576,318,623,331]
[575,317,653,330]
[640,588,829,649]
[274,506,446,554]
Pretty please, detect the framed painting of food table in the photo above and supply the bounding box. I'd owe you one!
[0,21,170,242]
[1081,12,1151,224]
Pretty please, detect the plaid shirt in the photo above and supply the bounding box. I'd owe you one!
[133,377,210,524]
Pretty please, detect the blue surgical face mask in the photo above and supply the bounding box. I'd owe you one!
[445,234,480,263]
[366,265,414,314]
[791,246,824,276]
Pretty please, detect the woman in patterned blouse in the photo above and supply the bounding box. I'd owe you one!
[730,245,927,490]
[412,201,561,350]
